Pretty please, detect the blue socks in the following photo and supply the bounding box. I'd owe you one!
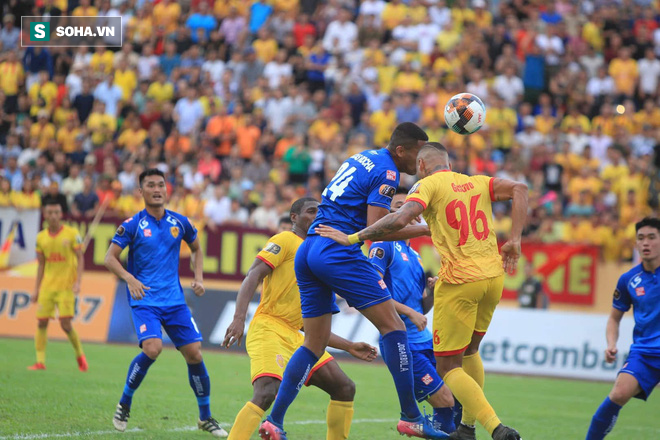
[452,400,463,430]
[188,361,212,421]
[586,397,622,440]
[269,346,319,428]
[433,406,456,433]
[380,330,421,419]
[120,352,155,407]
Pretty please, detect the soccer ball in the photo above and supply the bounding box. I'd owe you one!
[444,93,486,135]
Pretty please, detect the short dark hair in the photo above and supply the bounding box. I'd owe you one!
[43,199,62,208]
[395,187,409,195]
[635,217,660,233]
[387,122,428,150]
[139,168,165,187]
[290,197,317,217]
[279,215,292,226]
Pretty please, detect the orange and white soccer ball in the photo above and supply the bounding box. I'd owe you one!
[444,93,486,134]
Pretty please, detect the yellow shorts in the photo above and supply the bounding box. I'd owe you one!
[432,274,504,356]
[36,290,75,320]
[246,314,333,385]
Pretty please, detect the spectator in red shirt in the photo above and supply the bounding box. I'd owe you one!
[293,14,316,47]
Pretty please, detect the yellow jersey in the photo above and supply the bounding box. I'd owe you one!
[406,170,504,284]
[254,231,304,329]
[36,225,82,294]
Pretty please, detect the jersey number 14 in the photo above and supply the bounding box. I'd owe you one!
[446,194,490,246]
[323,163,357,201]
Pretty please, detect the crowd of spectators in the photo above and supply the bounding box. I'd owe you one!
[1,0,659,262]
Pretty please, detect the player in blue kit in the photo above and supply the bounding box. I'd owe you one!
[260,123,448,440]
[105,169,227,437]
[368,189,459,434]
[586,217,660,439]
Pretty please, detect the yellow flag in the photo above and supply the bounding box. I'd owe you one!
[0,223,17,269]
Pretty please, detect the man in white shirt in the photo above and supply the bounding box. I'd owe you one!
[415,15,440,55]
[204,185,232,228]
[535,25,564,66]
[493,65,524,107]
[637,48,660,98]
[586,67,615,99]
[173,88,204,135]
[588,125,613,164]
[429,0,451,28]
[515,116,545,151]
[250,194,281,231]
[137,44,160,80]
[322,8,358,54]
[263,50,293,89]
[359,0,386,26]
[202,50,226,84]
[392,16,418,51]
[94,74,123,116]
[263,88,294,134]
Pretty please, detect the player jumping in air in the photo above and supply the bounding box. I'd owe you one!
[223,197,378,440]
[368,189,460,434]
[105,169,227,437]
[260,123,449,440]
[29,200,88,372]
[586,217,660,439]
[317,142,528,440]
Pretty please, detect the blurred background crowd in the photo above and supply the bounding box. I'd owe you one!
[0,0,658,262]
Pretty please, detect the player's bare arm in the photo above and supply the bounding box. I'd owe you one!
[605,308,624,363]
[73,247,84,295]
[104,243,150,300]
[492,178,529,274]
[32,251,45,303]
[327,333,378,362]
[188,237,205,297]
[316,202,428,245]
[222,258,272,348]
[422,276,437,314]
[375,268,428,331]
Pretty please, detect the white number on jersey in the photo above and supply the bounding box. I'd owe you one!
[323,163,357,202]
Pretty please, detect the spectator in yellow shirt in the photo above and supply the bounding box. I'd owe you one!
[252,28,279,63]
[369,100,397,146]
[11,179,41,210]
[153,0,181,34]
[560,106,591,133]
[147,71,175,105]
[90,47,115,74]
[72,0,98,16]
[117,118,148,153]
[591,104,615,137]
[381,0,407,30]
[608,47,638,98]
[0,50,24,109]
[562,214,593,244]
[567,167,602,204]
[634,99,660,129]
[56,116,81,153]
[600,147,629,194]
[114,59,137,100]
[86,101,117,146]
[30,111,57,150]
[28,71,57,118]
[114,187,146,218]
[308,109,340,149]
[392,64,424,94]
[534,105,557,135]
[487,96,517,151]
[0,178,13,207]
[451,0,476,32]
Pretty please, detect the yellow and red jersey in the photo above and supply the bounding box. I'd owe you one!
[253,231,304,329]
[36,225,82,294]
[406,170,504,284]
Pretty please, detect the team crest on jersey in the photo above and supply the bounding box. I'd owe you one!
[613,289,621,300]
[378,279,387,289]
[409,182,421,195]
[386,170,397,181]
[421,374,434,386]
[636,287,646,296]
[276,354,285,368]
[170,226,179,238]
[116,225,125,236]
[370,247,385,259]
[139,324,147,333]
[379,184,396,198]
[144,229,152,237]
[264,242,281,254]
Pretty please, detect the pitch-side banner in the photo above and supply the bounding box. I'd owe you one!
[0,208,39,267]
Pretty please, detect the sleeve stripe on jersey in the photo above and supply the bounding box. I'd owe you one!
[368,201,392,209]
[489,177,495,201]
[111,238,128,249]
[407,197,427,210]
[256,255,275,270]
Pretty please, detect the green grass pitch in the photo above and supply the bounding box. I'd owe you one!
[1,338,658,439]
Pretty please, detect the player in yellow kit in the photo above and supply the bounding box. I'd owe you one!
[317,142,529,440]
[29,200,88,372]
[222,198,378,440]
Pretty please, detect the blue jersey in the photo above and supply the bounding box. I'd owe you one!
[309,149,400,235]
[368,240,432,344]
[613,264,660,355]
[111,209,197,308]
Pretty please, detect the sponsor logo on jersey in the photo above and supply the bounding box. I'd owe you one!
[631,276,642,288]
[46,252,66,263]
[370,247,385,259]
[139,218,149,230]
[264,242,281,254]
[421,374,434,385]
[379,184,396,198]
[140,324,147,333]
[170,226,179,238]
[378,279,387,289]
[116,225,125,236]
[636,287,645,296]
[276,354,285,368]
[386,170,397,181]
[144,229,152,237]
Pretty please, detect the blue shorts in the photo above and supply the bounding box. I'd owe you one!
[131,304,202,348]
[619,350,660,400]
[296,235,392,318]
[379,339,444,402]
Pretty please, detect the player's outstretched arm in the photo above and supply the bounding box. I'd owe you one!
[392,299,427,331]
[605,308,625,363]
[327,333,378,362]
[187,237,205,296]
[492,178,529,274]
[104,243,150,300]
[222,258,272,348]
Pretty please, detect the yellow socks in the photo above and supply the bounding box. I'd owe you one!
[443,367,501,435]
[461,352,485,426]
[35,327,47,364]
[67,328,84,357]
[326,400,354,440]
[228,401,265,440]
